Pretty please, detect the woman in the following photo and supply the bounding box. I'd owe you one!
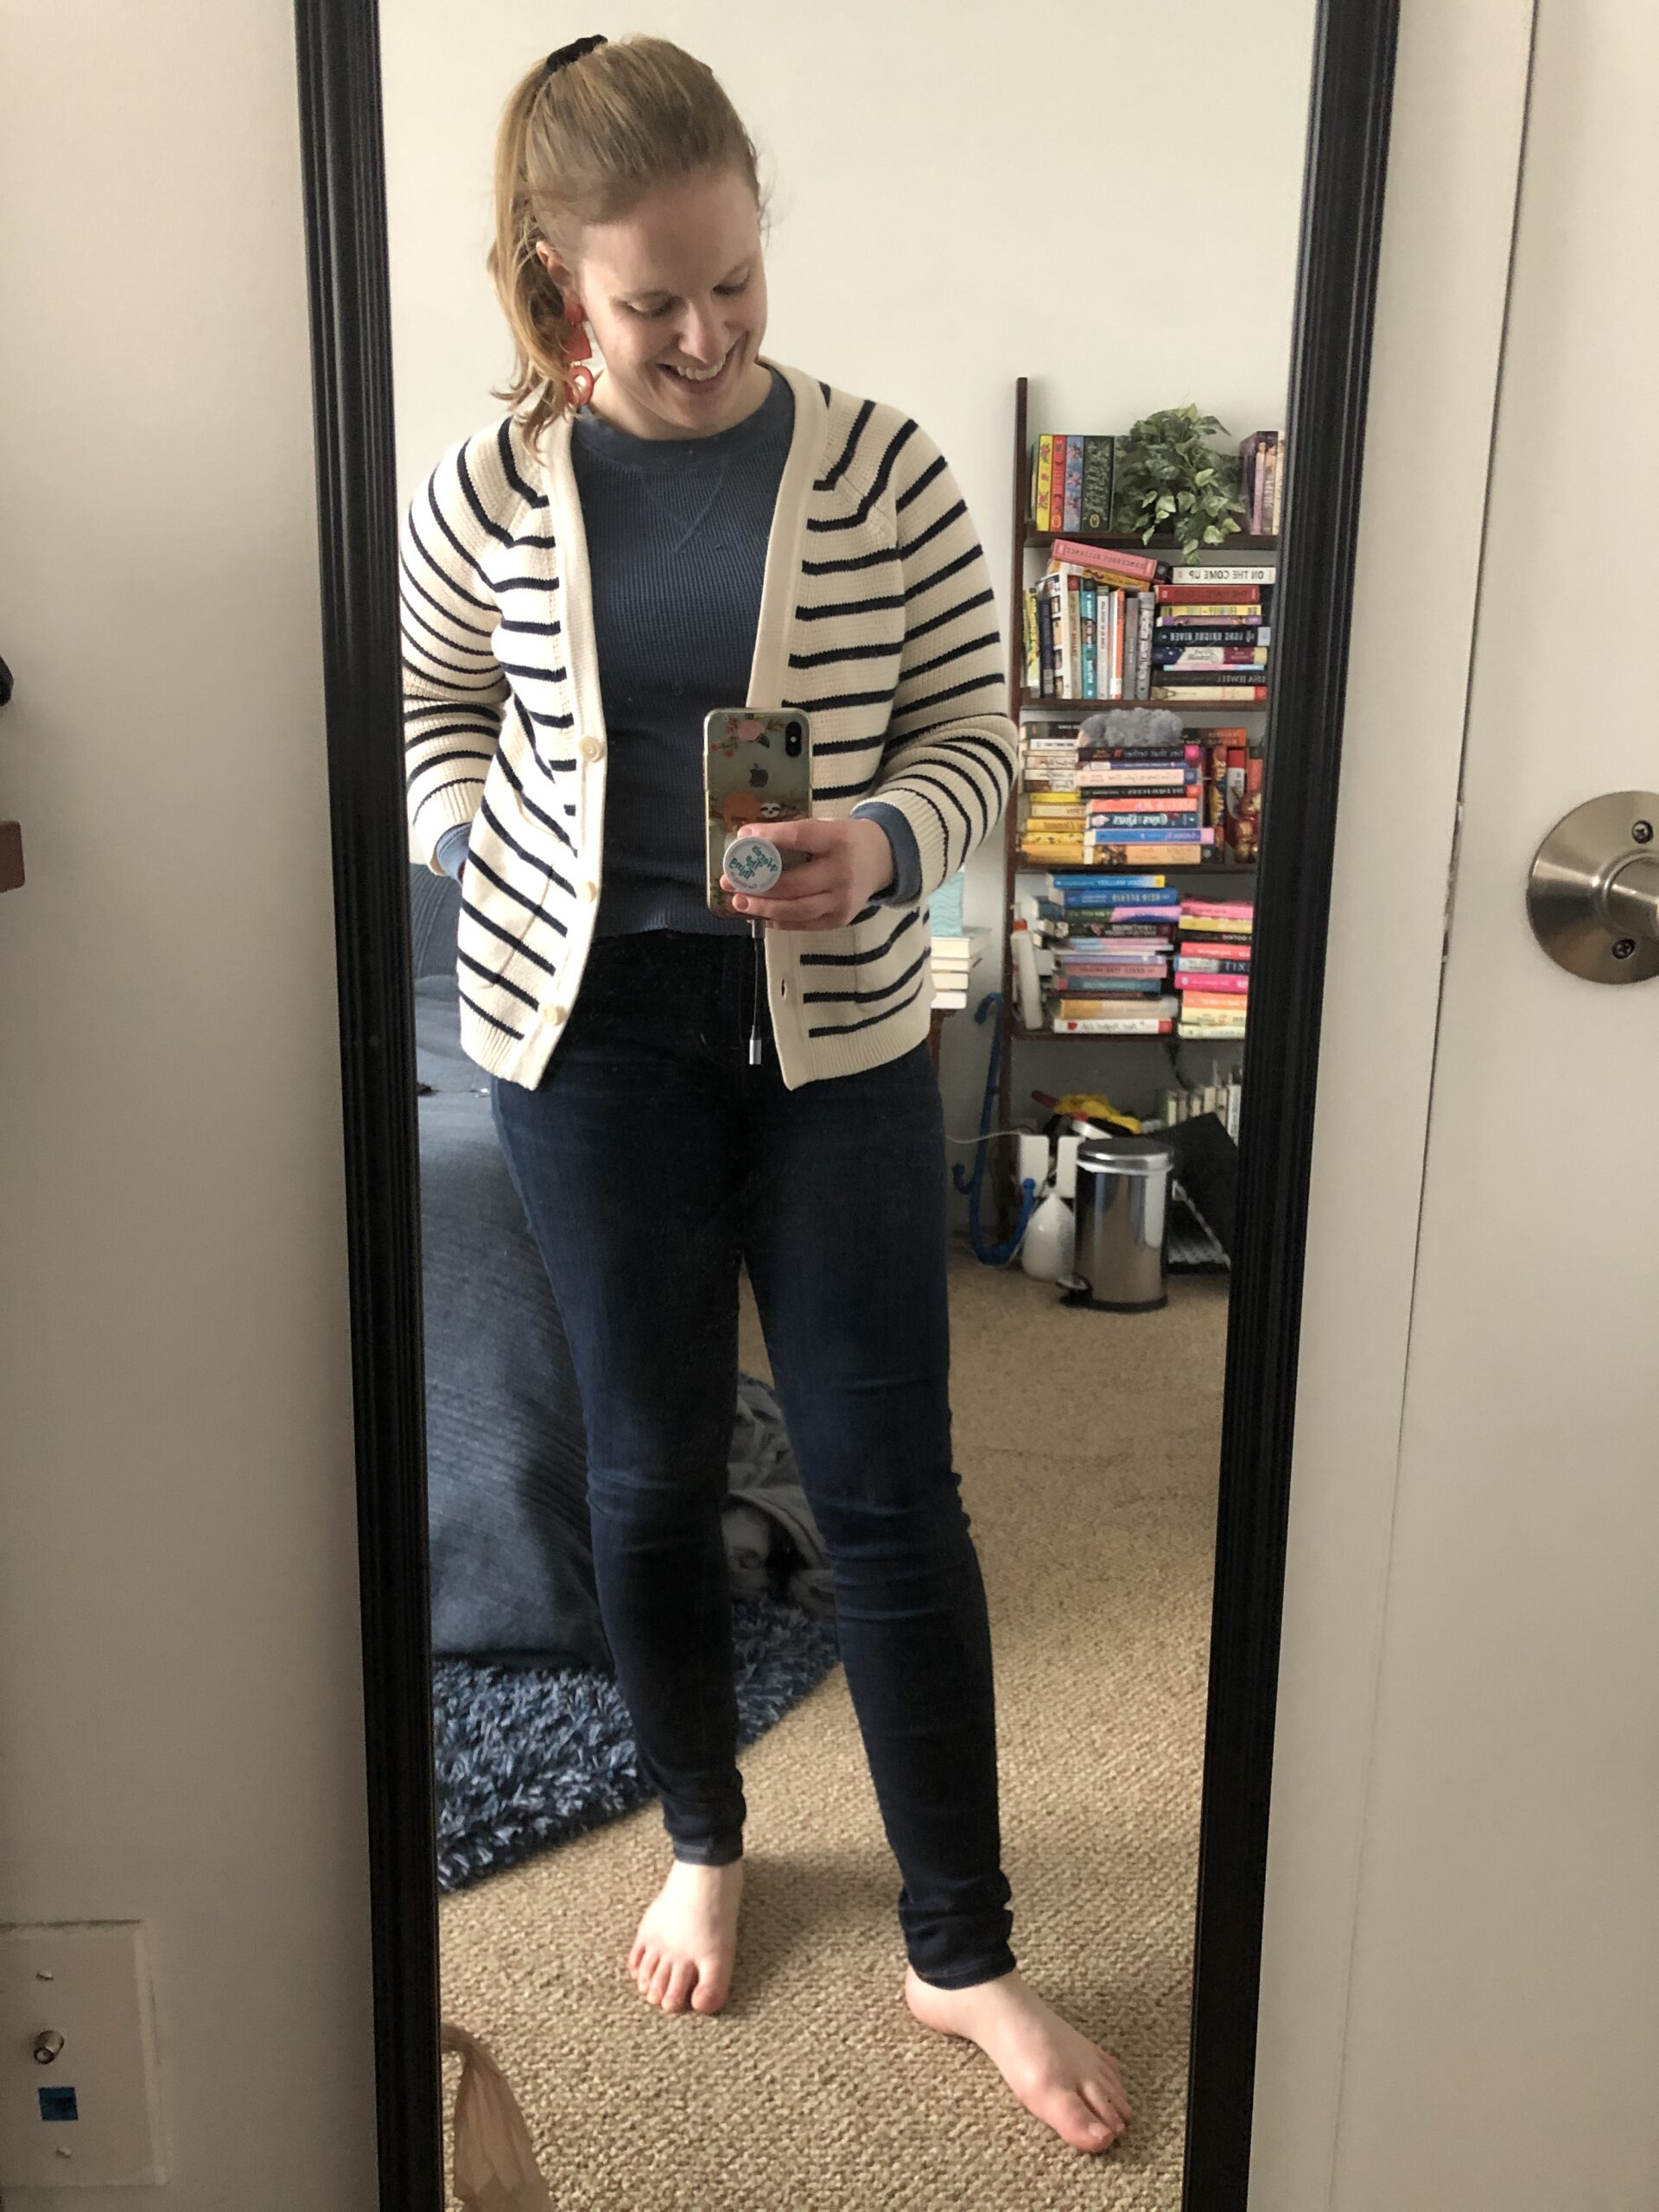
[401,31,1131,2156]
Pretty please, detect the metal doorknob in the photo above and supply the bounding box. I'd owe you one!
[1526,791,1659,984]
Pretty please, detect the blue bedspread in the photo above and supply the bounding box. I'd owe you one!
[411,869,832,1668]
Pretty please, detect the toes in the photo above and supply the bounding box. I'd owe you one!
[690,1960,730,2013]
[1086,2045,1130,2119]
[1080,2076,1129,2138]
[662,1961,697,2012]
[647,1956,675,2007]
[1095,2048,1128,2101]
[1060,2088,1121,2152]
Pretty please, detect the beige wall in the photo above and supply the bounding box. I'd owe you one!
[380,0,1319,1137]
[0,3,376,2206]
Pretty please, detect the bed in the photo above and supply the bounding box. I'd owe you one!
[410,867,831,1669]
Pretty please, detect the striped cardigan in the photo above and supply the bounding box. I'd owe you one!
[401,355,1017,1090]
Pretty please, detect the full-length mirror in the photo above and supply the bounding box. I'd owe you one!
[304,2,1390,2202]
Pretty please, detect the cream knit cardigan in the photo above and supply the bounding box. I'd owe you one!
[401,356,1017,1090]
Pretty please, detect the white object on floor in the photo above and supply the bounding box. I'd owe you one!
[442,2020,554,2210]
[1020,1188,1076,1281]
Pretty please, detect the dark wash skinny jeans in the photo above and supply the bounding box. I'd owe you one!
[489,929,1016,1990]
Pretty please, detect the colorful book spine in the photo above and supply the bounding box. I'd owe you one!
[1156,611,1268,628]
[1151,626,1263,647]
[1153,685,1269,703]
[1157,583,1263,605]
[1085,793,1199,813]
[1050,534,1160,582]
[1153,648,1269,668]
[1170,565,1277,587]
[1080,439,1116,532]
[1089,845,1208,866]
[1046,873,1172,887]
[1053,1015,1177,1035]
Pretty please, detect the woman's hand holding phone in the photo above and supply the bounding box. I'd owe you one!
[721,817,893,931]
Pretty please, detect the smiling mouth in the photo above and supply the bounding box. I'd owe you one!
[660,346,734,387]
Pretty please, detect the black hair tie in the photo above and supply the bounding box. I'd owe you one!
[542,34,607,79]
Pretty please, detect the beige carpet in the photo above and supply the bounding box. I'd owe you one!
[439,1243,1228,2209]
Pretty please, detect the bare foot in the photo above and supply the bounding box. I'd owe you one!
[625,1858,745,2016]
[903,1963,1132,2153]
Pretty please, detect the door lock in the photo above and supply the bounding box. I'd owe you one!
[1526,791,1659,984]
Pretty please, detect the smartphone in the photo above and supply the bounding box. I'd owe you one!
[702,709,813,918]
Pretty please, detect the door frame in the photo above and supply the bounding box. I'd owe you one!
[290,3,1400,2203]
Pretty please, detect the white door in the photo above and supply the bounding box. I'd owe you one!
[1318,0,1659,2202]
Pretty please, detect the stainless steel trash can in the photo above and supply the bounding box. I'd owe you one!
[1064,1135,1173,1312]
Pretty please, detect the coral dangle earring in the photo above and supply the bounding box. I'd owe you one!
[563,308,595,408]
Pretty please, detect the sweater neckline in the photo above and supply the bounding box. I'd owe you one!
[571,364,788,467]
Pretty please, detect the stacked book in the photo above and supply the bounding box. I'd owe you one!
[1238,431,1284,534]
[1075,728,1214,868]
[1023,726,1081,795]
[1019,723,1258,870]
[926,870,986,1011]
[1033,874,1181,1035]
[1023,537,1163,702]
[1160,1077,1244,1142]
[1174,898,1254,1039]
[1151,565,1274,705]
[1018,721,1082,867]
[930,926,990,1012]
[1217,737,1263,861]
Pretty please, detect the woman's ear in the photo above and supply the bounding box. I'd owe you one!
[535,245,582,317]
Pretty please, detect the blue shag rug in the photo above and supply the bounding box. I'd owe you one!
[434,1596,842,1892]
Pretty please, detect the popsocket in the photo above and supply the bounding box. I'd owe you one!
[723,832,785,894]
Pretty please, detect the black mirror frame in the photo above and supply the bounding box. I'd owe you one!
[291,3,1400,2202]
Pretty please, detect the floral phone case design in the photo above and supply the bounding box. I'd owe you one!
[702,709,813,917]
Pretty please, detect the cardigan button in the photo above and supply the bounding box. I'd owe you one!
[578,736,605,762]
[540,1003,567,1026]
[577,880,597,902]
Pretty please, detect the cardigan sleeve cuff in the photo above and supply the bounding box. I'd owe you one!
[849,800,924,908]
[434,823,472,885]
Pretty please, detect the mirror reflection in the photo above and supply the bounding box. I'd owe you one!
[385,10,1315,2199]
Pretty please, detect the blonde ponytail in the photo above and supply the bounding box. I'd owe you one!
[486,36,768,449]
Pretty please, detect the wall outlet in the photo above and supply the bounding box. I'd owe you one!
[0,1923,166,2188]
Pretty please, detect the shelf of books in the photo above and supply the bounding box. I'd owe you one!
[995,377,1276,1224]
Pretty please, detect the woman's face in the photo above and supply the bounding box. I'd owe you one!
[538,165,771,440]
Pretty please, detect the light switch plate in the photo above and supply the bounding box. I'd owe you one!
[0,1923,167,2187]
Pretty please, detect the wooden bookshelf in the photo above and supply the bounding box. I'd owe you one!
[1025,530,1279,553]
[995,376,1271,1228]
[1013,859,1259,876]
[1021,696,1268,715]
